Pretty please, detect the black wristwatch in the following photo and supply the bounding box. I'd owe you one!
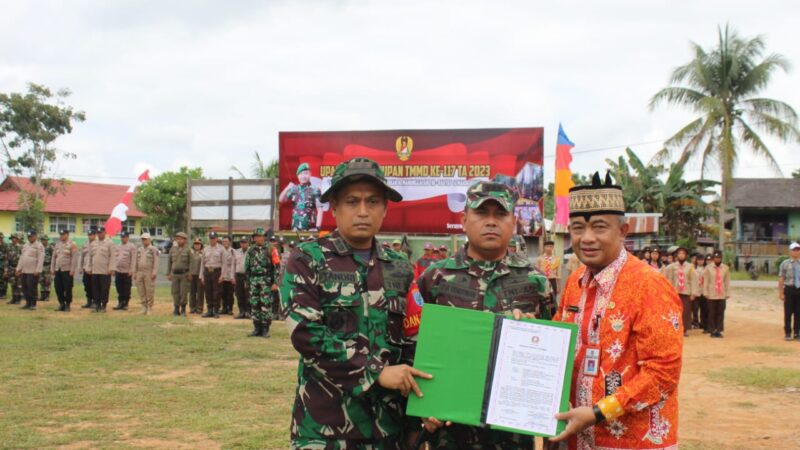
[592,404,606,424]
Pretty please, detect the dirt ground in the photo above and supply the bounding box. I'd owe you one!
[677,287,800,450]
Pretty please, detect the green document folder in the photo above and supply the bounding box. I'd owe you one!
[406,304,578,438]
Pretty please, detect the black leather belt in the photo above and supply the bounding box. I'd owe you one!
[172,269,188,275]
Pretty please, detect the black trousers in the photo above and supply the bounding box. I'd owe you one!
[784,286,800,336]
[204,268,221,310]
[679,294,691,333]
[115,273,132,302]
[92,274,112,306]
[83,273,94,305]
[708,299,726,334]
[234,273,250,314]
[54,270,74,305]
[222,280,235,311]
[698,296,709,330]
[22,273,38,305]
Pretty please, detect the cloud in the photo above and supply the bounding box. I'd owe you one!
[0,0,797,190]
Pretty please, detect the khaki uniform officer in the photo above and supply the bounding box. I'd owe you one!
[133,232,159,314]
[16,230,45,310]
[199,231,224,318]
[113,230,136,311]
[168,232,192,316]
[89,226,117,312]
[51,229,79,312]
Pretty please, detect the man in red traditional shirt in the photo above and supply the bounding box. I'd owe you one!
[551,172,683,450]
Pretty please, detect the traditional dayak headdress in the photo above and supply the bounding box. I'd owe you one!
[568,171,625,220]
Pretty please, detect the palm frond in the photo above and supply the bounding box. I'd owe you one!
[742,98,798,122]
[743,110,800,142]
[648,87,706,111]
[736,117,783,176]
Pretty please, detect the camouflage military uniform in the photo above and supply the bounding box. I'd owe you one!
[415,245,549,449]
[287,183,322,231]
[280,231,414,449]
[245,237,276,336]
[40,240,54,300]
[0,236,7,298]
[6,239,22,304]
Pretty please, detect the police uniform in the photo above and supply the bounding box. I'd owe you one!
[90,227,117,312]
[80,229,97,308]
[189,239,205,314]
[51,229,79,311]
[220,241,236,315]
[200,233,224,318]
[16,231,45,310]
[280,158,414,449]
[234,237,251,319]
[113,231,137,310]
[414,180,548,450]
[168,232,192,316]
[133,233,160,314]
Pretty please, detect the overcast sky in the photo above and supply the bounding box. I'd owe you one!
[1,0,798,188]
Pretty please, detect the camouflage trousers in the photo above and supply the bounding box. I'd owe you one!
[40,271,52,300]
[291,437,403,450]
[10,274,22,302]
[291,213,313,231]
[0,270,7,297]
[248,276,272,325]
[429,425,533,450]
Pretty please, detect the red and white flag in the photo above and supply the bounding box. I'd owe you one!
[104,170,151,236]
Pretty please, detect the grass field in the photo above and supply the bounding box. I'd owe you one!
[0,287,297,449]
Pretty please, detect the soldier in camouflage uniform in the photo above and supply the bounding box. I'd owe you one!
[245,227,275,338]
[5,234,23,304]
[279,162,324,231]
[39,235,54,301]
[280,157,430,450]
[417,178,549,450]
[0,232,7,299]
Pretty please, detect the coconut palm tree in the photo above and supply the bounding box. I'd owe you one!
[649,24,800,249]
[230,151,278,178]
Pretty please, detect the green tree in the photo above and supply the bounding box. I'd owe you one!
[133,167,204,236]
[792,168,800,179]
[230,151,278,178]
[0,83,85,231]
[606,148,717,243]
[649,25,800,249]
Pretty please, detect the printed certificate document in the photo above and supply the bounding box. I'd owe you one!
[406,304,577,437]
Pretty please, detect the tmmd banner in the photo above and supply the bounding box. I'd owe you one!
[278,128,544,235]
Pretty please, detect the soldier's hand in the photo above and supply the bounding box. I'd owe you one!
[151,274,157,281]
[168,275,173,282]
[271,284,278,291]
[15,271,21,277]
[69,271,74,277]
[422,417,452,433]
[512,308,535,320]
[377,364,432,397]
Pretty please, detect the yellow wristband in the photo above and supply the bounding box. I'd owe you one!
[596,395,624,421]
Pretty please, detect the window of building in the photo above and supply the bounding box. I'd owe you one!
[121,219,136,234]
[144,226,165,237]
[82,218,104,233]
[14,217,24,233]
[49,216,77,234]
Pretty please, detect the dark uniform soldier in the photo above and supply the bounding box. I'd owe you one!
[417,179,549,450]
[188,238,205,314]
[6,234,23,304]
[39,235,54,301]
[280,157,429,449]
[168,232,192,316]
[245,228,274,337]
[0,232,8,299]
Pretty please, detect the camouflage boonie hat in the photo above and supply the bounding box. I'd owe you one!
[466,179,518,212]
[320,157,402,203]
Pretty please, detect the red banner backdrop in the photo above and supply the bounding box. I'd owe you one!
[278,128,544,235]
